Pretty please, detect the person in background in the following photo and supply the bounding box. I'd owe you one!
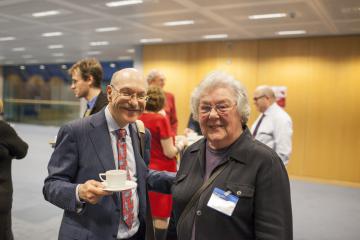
[139,86,186,240]
[184,113,202,136]
[146,70,178,135]
[0,100,28,240]
[251,85,293,165]
[43,68,174,240]
[172,71,292,240]
[69,58,108,117]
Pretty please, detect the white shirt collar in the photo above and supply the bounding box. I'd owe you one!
[264,102,279,115]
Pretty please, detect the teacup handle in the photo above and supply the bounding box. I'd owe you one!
[99,173,106,182]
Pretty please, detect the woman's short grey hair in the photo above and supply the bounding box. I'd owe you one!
[191,71,250,126]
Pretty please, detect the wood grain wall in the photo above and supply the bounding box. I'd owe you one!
[143,36,360,185]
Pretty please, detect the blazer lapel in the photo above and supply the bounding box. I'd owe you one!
[88,111,115,172]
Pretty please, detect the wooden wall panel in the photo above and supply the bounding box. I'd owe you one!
[143,36,360,185]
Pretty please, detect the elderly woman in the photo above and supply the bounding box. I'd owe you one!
[139,86,186,240]
[172,72,292,240]
[0,100,28,240]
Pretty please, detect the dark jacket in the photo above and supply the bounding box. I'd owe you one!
[0,121,28,212]
[172,128,293,240]
[84,91,108,117]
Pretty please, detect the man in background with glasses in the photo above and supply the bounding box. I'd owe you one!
[69,58,108,117]
[44,68,173,240]
[251,85,293,165]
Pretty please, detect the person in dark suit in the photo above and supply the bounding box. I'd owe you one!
[68,58,108,117]
[172,71,292,240]
[0,100,28,240]
[43,68,173,240]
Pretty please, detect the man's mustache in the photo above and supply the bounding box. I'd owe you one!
[116,104,143,112]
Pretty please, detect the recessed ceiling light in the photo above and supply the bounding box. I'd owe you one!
[163,20,195,26]
[106,0,143,7]
[202,34,228,39]
[126,49,135,53]
[0,36,16,41]
[95,27,120,32]
[12,47,26,52]
[48,44,64,49]
[55,59,66,63]
[52,53,64,57]
[32,10,60,18]
[87,51,101,55]
[341,7,360,14]
[277,30,306,35]
[27,59,39,64]
[248,13,287,20]
[42,32,63,37]
[89,41,109,46]
[140,38,163,43]
[118,56,132,60]
[22,54,33,59]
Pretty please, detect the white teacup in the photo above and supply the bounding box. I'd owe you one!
[99,170,126,188]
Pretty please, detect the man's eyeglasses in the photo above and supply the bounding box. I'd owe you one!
[253,95,266,101]
[111,85,148,102]
[199,103,236,116]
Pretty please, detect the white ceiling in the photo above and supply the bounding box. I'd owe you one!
[0,0,359,65]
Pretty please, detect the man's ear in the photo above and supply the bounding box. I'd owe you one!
[87,75,94,87]
[106,85,112,101]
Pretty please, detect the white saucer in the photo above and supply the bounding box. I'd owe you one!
[102,181,137,192]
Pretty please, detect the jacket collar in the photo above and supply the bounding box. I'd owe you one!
[189,127,254,165]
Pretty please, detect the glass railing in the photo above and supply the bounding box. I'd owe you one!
[3,98,80,126]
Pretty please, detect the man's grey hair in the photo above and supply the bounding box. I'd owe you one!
[191,71,250,126]
[255,85,276,99]
[146,69,163,84]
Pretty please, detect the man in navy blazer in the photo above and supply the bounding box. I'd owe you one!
[43,68,173,240]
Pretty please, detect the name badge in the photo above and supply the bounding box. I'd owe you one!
[207,187,239,216]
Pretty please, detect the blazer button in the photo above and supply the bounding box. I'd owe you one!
[236,190,242,196]
[196,210,202,216]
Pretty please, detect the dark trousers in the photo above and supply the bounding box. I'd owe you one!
[0,211,14,240]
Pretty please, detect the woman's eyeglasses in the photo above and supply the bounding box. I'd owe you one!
[199,103,236,116]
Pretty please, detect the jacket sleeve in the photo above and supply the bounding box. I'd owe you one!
[254,151,293,240]
[0,121,28,159]
[43,124,79,212]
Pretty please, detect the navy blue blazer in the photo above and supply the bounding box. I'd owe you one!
[43,109,171,240]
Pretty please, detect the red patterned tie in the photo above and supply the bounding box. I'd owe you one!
[116,128,134,228]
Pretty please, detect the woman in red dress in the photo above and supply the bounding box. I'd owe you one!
[139,87,186,240]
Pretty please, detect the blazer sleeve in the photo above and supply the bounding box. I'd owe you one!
[0,121,28,159]
[43,124,79,212]
[254,150,293,240]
